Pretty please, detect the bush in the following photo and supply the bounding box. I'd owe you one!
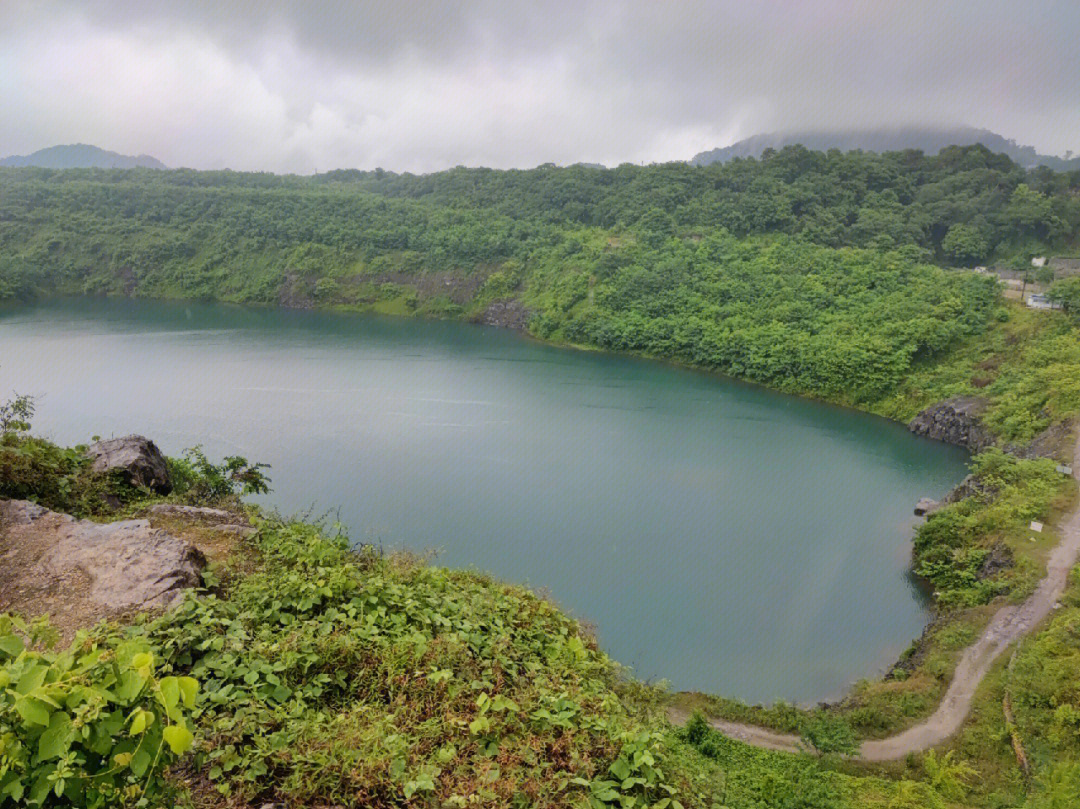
[0,615,197,808]
[800,713,857,755]
[167,446,271,503]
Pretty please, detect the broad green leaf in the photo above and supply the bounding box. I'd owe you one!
[609,758,630,781]
[162,724,194,755]
[15,663,47,696]
[157,677,180,714]
[177,676,199,709]
[130,746,153,777]
[37,712,74,760]
[129,709,150,736]
[114,670,145,702]
[14,697,51,727]
[0,633,24,658]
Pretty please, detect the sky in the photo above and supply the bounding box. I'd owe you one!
[3,0,1079,174]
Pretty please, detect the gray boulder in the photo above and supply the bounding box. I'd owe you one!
[914,497,940,517]
[39,511,204,610]
[87,435,172,493]
[148,503,232,521]
[908,396,995,452]
[1,499,205,620]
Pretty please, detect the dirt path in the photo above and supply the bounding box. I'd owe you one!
[672,436,1080,762]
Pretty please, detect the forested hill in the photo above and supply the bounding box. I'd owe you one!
[0,143,167,170]
[690,127,1080,170]
[2,144,1080,434]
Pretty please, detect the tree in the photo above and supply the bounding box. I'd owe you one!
[1036,265,1056,286]
[942,223,989,264]
[1048,277,1080,319]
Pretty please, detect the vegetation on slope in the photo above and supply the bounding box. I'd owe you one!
[0,414,988,809]
[3,145,1079,443]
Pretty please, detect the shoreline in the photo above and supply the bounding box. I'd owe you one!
[5,291,1068,731]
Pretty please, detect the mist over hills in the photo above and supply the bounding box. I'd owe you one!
[691,126,1080,169]
[4,128,1079,175]
[0,144,167,170]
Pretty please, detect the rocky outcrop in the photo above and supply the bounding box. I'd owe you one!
[944,474,994,505]
[149,503,233,521]
[977,543,1014,580]
[1,499,204,634]
[1014,419,1075,461]
[479,299,532,330]
[87,435,173,493]
[914,498,941,516]
[42,517,205,610]
[908,396,995,452]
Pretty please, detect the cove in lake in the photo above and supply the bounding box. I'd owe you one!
[1,298,970,703]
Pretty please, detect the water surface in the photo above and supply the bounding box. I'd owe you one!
[0,298,969,703]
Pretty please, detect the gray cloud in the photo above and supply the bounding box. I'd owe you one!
[2,0,1078,173]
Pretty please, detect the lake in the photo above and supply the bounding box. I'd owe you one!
[0,298,969,703]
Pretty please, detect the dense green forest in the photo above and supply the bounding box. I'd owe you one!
[3,145,1080,438]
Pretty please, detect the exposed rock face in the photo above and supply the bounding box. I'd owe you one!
[1,500,47,525]
[42,517,205,609]
[0,499,204,630]
[945,474,994,505]
[148,503,256,537]
[908,396,995,452]
[1014,419,1075,461]
[977,543,1014,580]
[914,498,941,516]
[87,435,172,493]
[480,299,532,330]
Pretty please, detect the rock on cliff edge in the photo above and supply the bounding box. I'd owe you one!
[0,499,204,638]
[87,435,173,494]
[908,396,996,452]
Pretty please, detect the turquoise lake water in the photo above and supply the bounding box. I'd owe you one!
[0,298,970,703]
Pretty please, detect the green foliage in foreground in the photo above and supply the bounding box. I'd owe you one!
[133,519,682,808]
[1009,569,1080,781]
[0,616,196,808]
[679,714,930,809]
[166,446,271,503]
[123,517,960,809]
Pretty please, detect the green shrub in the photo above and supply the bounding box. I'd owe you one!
[167,445,271,503]
[0,615,197,808]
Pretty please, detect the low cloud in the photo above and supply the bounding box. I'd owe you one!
[3,0,1078,172]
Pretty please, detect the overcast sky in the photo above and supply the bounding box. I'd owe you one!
[3,1,1078,173]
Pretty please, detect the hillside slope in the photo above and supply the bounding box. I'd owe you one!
[691,126,1080,169]
[0,143,166,169]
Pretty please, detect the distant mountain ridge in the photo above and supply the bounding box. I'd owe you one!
[0,144,166,170]
[691,126,1079,170]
